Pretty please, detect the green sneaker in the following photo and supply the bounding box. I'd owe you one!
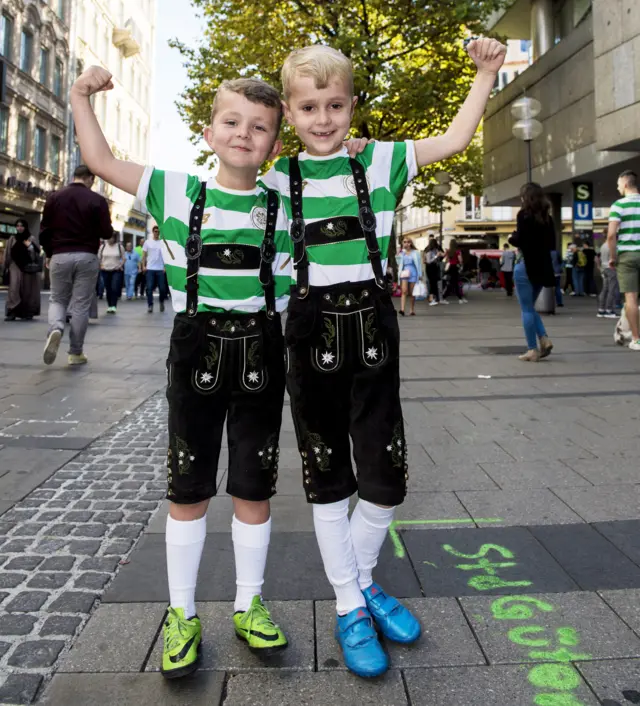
[233,595,288,654]
[161,607,201,679]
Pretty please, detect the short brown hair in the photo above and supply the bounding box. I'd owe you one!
[210,78,283,133]
[619,170,638,188]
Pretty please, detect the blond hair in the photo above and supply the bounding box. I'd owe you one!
[210,78,283,133]
[281,45,354,99]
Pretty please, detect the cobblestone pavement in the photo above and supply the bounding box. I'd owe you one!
[2,291,640,705]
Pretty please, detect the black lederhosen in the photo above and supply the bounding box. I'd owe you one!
[165,185,285,504]
[285,157,408,506]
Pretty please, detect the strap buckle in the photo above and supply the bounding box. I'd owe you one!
[290,217,306,243]
[185,234,203,260]
[359,206,377,234]
[260,239,276,265]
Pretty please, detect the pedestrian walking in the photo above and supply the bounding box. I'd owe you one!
[510,183,555,362]
[40,165,112,366]
[134,237,146,298]
[143,225,168,313]
[550,250,564,307]
[424,238,443,305]
[572,243,586,296]
[443,239,465,303]
[478,254,492,289]
[597,239,619,318]
[397,237,422,315]
[564,244,575,294]
[4,219,43,321]
[500,242,515,296]
[123,241,142,300]
[583,239,597,297]
[607,170,640,350]
[98,232,125,314]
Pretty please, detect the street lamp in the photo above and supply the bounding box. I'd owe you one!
[511,97,543,183]
[433,171,451,246]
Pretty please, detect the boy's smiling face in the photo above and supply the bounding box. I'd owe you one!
[204,90,282,177]
[284,75,358,157]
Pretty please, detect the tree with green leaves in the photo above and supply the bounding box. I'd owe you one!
[172,0,506,210]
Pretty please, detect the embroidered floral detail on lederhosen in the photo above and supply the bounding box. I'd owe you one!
[216,248,245,266]
[314,314,340,372]
[302,432,333,474]
[171,434,196,475]
[258,432,280,478]
[357,308,388,368]
[386,422,408,482]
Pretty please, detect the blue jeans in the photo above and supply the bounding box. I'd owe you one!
[555,276,563,306]
[514,262,547,350]
[145,269,167,308]
[124,272,137,299]
[573,268,585,295]
[101,269,123,308]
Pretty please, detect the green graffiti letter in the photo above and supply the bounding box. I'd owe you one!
[507,626,550,647]
[469,575,533,591]
[491,596,555,620]
[442,543,515,560]
[528,664,581,690]
[534,695,588,706]
[456,558,517,574]
[556,627,580,646]
[528,647,592,663]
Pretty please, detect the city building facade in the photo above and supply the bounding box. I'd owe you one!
[0,0,70,270]
[69,0,156,245]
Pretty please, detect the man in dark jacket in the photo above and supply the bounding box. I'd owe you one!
[40,165,113,366]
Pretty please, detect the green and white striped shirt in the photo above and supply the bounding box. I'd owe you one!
[609,194,640,252]
[137,168,292,314]
[261,141,417,286]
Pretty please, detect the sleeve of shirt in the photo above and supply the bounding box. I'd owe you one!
[260,164,280,191]
[373,141,418,203]
[142,241,149,253]
[609,200,622,222]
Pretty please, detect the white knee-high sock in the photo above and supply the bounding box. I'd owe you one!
[166,515,207,619]
[350,499,396,591]
[313,499,366,615]
[232,515,271,613]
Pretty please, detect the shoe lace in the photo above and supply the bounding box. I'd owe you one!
[165,608,191,652]
[245,599,278,633]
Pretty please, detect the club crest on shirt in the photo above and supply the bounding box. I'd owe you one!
[250,206,267,230]
[343,173,371,196]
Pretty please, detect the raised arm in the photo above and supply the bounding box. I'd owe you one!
[70,66,144,196]
[414,38,506,168]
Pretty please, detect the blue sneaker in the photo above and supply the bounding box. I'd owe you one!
[334,607,389,678]
[363,583,421,644]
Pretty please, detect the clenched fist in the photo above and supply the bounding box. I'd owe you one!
[467,37,507,75]
[71,66,114,97]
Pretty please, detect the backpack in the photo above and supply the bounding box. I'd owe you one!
[576,250,587,268]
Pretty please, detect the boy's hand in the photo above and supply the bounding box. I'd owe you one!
[344,137,375,158]
[467,38,507,75]
[72,66,114,97]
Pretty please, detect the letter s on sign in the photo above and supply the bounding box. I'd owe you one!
[576,184,590,200]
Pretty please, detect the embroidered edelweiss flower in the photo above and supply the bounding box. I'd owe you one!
[223,248,231,257]
[231,326,236,333]
[200,372,213,384]
[397,440,402,446]
[321,351,335,365]
[258,451,264,456]
[247,371,259,383]
[366,347,378,360]
[325,222,335,231]
[189,455,195,461]
[178,459,183,464]
[386,444,392,451]
[179,451,185,458]
[268,447,273,453]
[313,446,320,454]
[327,448,332,454]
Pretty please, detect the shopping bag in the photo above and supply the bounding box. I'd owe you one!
[414,281,427,301]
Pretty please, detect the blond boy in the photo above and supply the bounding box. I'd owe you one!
[263,39,506,677]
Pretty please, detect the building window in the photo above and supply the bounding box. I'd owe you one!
[34,126,46,169]
[40,47,49,85]
[20,29,33,73]
[0,13,13,60]
[520,39,531,53]
[16,116,28,161]
[0,106,8,153]
[50,134,61,175]
[57,0,65,22]
[54,58,63,97]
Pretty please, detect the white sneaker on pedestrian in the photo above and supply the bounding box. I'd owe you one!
[604,312,618,319]
[629,340,640,351]
[429,300,439,307]
[597,311,606,318]
[43,329,62,366]
[441,300,449,305]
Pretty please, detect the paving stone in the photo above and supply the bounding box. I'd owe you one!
[0,572,28,588]
[72,523,108,538]
[88,490,114,499]
[460,592,640,664]
[63,511,94,522]
[404,665,598,706]
[79,557,120,572]
[0,674,44,705]
[59,603,165,672]
[0,614,37,635]
[92,511,124,524]
[36,511,63,522]
[1,509,38,522]
[599,589,640,635]
[74,572,111,590]
[27,572,71,589]
[147,601,313,673]
[12,522,47,536]
[0,640,9,658]
[48,591,98,614]
[529,523,640,591]
[6,591,49,612]
[109,523,144,539]
[48,523,76,537]
[553,486,640,523]
[455,489,583,526]
[479,459,592,489]
[41,672,224,705]
[2,538,34,552]
[40,615,83,636]
[578,658,640,705]
[72,500,92,510]
[405,462,498,492]
[104,533,421,603]
[402,526,577,597]
[67,540,102,556]
[0,521,16,534]
[40,556,75,571]
[103,539,134,555]
[33,538,67,553]
[124,501,158,511]
[225,670,407,706]
[594,520,640,566]
[126,511,151,524]
[5,555,44,571]
[92,501,123,511]
[316,597,484,671]
[8,639,66,668]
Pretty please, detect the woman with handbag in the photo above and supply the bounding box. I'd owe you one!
[98,232,125,314]
[5,219,43,321]
[424,238,444,306]
[443,239,465,303]
[398,237,422,316]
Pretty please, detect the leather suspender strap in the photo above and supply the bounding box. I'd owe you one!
[349,158,385,290]
[259,189,279,318]
[185,181,207,317]
[288,156,309,298]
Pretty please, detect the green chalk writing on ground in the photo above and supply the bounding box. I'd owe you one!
[443,543,515,560]
[492,596,555,620]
